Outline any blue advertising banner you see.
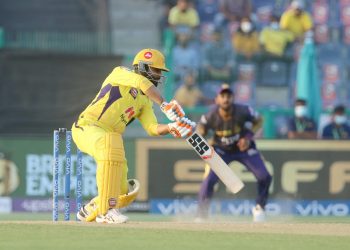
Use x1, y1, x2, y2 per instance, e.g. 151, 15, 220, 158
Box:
150, 199, 350, 216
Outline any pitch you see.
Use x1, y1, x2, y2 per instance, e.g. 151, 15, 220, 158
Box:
0, 213, 350, 250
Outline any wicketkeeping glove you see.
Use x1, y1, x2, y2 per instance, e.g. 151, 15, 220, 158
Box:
168, 117, 196, 138
160, 100, 185, 121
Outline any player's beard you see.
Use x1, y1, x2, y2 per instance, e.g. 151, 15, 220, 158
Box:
221, 102, 231, 111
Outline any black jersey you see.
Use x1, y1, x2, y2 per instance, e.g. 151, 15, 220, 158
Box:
199, 103, 258, 152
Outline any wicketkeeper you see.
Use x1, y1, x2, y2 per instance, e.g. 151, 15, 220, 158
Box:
72, 48, 195, 224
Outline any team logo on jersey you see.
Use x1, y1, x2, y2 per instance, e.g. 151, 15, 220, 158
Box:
125, 107, 135, 119
129, 88, 138, 99
144, 51, 152, 59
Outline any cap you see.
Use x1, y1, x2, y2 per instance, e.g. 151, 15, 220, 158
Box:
217, 84, 233, 95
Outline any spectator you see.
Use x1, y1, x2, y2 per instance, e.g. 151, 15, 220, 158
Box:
322, 105, 350, 140
232, 17, 260, 61
259, 15, 294, 58
174, 71, 210, 107
172, 32, 200, 81
287, 99, 317, 139
168, 0, 200, 36
202, 28, 235, 82
214, 0, 252, 29
280, 0, 313, 41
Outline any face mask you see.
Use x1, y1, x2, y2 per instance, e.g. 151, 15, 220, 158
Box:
334, 115, 347, 125
241, 22, 252, 33
295, 106, 307, 117
270, 22, 279, 30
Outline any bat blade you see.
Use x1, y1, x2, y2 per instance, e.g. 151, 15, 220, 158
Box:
186, 132, 244, 194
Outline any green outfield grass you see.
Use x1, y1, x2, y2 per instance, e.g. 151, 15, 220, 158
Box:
1, 213, 350, 250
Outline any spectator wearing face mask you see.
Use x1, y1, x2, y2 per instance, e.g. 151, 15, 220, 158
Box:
280, 0, 313, 42
322, 105, 350, 140
259, 15, 294, 58
232, 17, 260, 62
287, 99, 317, 139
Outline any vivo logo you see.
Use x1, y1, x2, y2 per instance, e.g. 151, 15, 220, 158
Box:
296, 201, 349, 216
154, 200, 198, 215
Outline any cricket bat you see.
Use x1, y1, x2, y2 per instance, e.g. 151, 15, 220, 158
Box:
186, 132, 244, 194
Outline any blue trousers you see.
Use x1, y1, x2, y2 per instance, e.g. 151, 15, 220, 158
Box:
198, 147, 272, 215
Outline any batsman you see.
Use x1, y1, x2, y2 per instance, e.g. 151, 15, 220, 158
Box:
71, 48, 195, 224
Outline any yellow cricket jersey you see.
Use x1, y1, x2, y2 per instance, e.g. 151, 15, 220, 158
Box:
168, 6, 199, 28
280, 10, 313, 38
260, 28, 294, 56
77, 67, 159, 135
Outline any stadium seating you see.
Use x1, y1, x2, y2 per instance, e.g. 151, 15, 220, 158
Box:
258, 60, 290, 86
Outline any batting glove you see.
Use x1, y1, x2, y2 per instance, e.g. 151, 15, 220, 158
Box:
168, 117, 196, 138
160, 100, 185, 121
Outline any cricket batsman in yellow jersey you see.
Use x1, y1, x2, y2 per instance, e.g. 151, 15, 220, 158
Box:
72, 48, 195, 223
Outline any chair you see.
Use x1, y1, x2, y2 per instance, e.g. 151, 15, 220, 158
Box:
342, 25, 350, 45
196, 0, 219, 23
312, 0, 329, 25
317, 43, 347, 64
314, 24, 330, 44
258, 60, 290, 86
340, 3, 350, 25
322, 81, 339, 109
233, 81, 256, 106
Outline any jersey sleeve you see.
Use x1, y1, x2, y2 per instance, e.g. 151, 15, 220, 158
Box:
198, 111, 213, 134
137, 101, 159, 136
168, 8, 178, 26
303, 13, 313, 31
279, 11, 289, 30
240, 106, 261, 138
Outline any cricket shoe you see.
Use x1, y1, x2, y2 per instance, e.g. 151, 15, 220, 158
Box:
252, 204, 266, 222
194, 217, 206, 223
76, 202, 96, 222
96, 209, 128, 224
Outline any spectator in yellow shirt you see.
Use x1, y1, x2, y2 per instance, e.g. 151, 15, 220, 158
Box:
174, 70, 210, 108
232, 17, 260, 62
260, 15, 294, 58
280, 0, 313, 41
168, 0, 200, 36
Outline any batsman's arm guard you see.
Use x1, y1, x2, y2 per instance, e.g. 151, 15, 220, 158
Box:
117, 179, 140, 208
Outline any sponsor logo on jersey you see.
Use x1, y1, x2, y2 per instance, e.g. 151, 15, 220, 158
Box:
120, 107, 135, 125
144, 51, 152, 59
129, 88, 138, 99
125, 107, 135, 119
109, 198, 117, 207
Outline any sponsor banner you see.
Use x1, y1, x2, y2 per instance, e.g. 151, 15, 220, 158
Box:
11, 198, 149, 213
12, 198, 78, 213
121, 201, 150, 213
150, 199, 350, 216
0, 136, 136, 199
136, 140, 350, 201
0, 197, 12, 213
26, 154, 97, 197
